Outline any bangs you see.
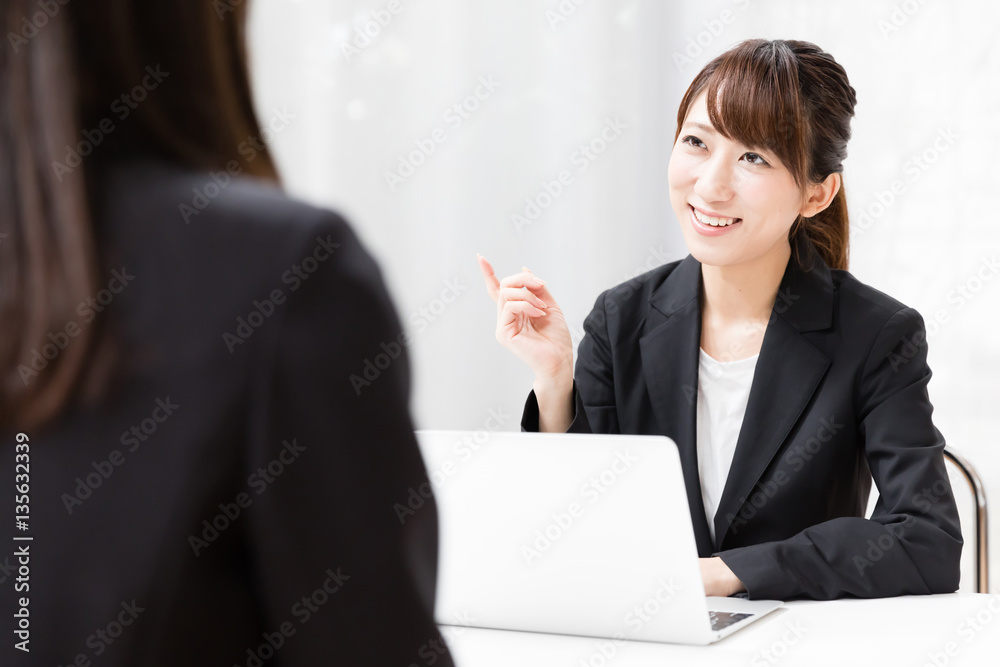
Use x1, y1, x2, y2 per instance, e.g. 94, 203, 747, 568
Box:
693, 41, 810, 185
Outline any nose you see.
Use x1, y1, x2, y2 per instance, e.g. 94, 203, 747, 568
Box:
693, 154, 736, 204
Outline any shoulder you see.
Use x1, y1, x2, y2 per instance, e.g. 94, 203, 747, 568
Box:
827, 271, 933, 390
831, 268, 913, 320
829, 269, 927, 344
92, 157, 390, 358
98, 156, 357, 251
94, 156, 378, 293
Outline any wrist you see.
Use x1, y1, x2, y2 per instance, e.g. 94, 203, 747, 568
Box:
721, 559, 746, 596
533, 370, 573, 395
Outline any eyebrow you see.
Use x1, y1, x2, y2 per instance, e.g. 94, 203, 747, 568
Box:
682, 121, 717, 134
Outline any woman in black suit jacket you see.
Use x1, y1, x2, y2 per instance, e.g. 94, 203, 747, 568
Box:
0, 2, 452, 665
479, 39, 962, 601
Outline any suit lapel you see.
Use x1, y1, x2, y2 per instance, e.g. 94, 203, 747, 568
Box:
639, 253, 714, 555
711, 312, 830, 550
640, 233, 834, 556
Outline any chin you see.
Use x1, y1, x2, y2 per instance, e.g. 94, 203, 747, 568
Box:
688, 247, 733, 267
683, 235, 743, 267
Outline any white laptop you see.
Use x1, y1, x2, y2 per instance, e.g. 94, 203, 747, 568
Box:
414, 430, 782, 645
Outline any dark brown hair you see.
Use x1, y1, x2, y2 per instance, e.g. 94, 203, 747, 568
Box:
0, 1, 279, 431
673, 39, 857, 272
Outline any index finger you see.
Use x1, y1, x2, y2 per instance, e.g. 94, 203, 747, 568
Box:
477, 253, 501, 302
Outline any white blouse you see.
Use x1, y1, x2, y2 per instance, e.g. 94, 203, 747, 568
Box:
696, 347, 760, 545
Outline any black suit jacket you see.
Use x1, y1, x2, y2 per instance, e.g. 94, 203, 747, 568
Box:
0, 156, 453, 666
521, 232, 963, 600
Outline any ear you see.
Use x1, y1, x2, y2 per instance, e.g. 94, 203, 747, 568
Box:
800, 173, 841, 218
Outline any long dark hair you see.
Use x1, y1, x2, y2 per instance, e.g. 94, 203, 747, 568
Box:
674, 39, 857, 272
0, 1, 279, 431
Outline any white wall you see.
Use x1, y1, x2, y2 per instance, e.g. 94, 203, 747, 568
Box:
248, 0, 1000, 593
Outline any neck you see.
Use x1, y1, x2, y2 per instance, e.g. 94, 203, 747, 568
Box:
700, 239, 792, 324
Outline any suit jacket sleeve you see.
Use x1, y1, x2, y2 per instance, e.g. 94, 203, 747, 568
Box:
521, 290, 619, 434
717, 307, 964, 600
242, 212, 453, 665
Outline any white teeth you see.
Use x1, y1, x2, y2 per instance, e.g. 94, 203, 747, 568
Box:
692, 207, 739, 227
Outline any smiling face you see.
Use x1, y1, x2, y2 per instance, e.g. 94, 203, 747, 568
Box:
668, 90, 812, 268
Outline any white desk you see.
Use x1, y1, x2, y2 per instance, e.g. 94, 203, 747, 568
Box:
440, 593, 1000, 667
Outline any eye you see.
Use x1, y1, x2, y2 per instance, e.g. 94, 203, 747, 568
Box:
742, 152, 770, 167
681, 135, 706, 149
